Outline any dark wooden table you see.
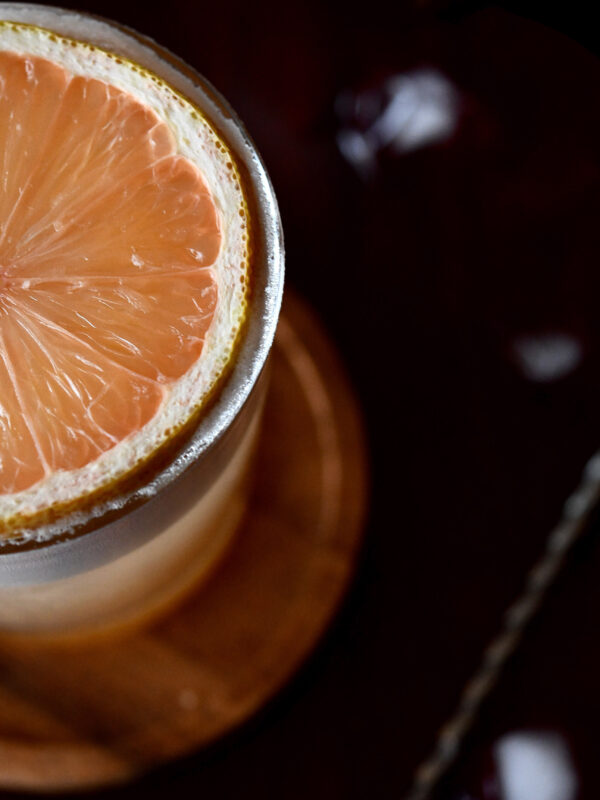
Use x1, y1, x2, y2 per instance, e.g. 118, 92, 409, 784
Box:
3, 1, 600, 797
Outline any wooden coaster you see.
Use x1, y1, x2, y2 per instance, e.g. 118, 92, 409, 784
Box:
0, 291, 369, 792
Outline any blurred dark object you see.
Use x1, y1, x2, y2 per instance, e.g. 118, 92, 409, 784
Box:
433, 506, 600, 800
2, 0, 600, 798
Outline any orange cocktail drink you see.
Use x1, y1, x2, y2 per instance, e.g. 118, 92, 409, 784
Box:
0, 4, 283, 637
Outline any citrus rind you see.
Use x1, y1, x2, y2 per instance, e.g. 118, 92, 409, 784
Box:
0, 21, 250, 540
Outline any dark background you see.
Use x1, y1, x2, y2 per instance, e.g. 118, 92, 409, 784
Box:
3, 1, 600, 797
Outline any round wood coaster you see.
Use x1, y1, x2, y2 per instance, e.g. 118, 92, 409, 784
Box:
0, 291, 369, 792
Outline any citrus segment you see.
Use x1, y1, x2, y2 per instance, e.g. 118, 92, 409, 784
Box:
0, 336, 46, 493
0, 25, 249, 527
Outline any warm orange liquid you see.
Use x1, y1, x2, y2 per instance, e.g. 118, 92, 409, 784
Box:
0, 391, 263, 639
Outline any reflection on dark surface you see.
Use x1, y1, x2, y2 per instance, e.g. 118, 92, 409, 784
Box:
493, 731, 577, 800
510, 333, 583, 383
444, 730, 579, 800
336, 68, 460, 177
20, 1, 600, 798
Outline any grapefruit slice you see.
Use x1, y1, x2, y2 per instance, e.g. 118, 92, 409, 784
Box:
0, 22, 250, 537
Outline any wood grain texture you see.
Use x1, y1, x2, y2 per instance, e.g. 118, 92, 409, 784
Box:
0, 291, 368, 792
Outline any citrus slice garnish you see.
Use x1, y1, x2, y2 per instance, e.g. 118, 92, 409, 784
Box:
0, 22, 250, 537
